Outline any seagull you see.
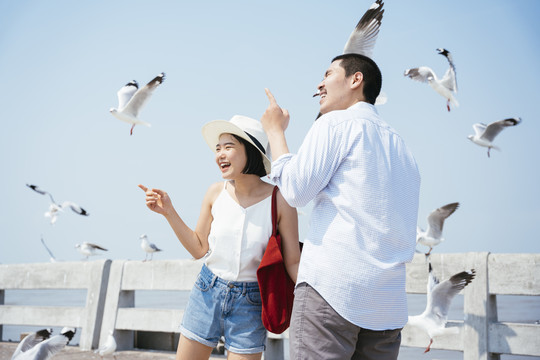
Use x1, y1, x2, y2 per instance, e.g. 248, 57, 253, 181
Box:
75, 242, 108, 260
407, 263, 475, 353
467, 117, 521, 157
140, 234, 162, 261
94, 330, 117, 359
313, 0, 386, 108
11, 328, 52, 360
404, 48, 458, 111
343, 0, 384, 58
109, 72, 165, 135
417, 202, 459, 256
40, 236, 57, 263
12, 327, 76, 360
26, 184, 89, 225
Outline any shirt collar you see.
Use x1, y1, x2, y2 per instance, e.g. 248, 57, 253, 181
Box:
347, 101, 377, 114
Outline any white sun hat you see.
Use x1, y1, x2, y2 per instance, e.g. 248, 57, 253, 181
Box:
201, 115, 271, 175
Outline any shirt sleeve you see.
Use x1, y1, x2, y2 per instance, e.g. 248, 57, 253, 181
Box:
268, 117, 347, 207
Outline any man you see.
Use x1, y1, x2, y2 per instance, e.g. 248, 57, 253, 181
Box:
261, 53, 420, 360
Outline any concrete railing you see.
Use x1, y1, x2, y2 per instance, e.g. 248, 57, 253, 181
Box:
99, 259, 202, 350
0, 260, 111, 350
1, 253, 539, 359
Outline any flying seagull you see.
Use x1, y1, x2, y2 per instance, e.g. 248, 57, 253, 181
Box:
11, 328, 52, 360
140, 234, 162, 262
407, 263, 475, 353
40, 235, 57, 263
26, 184, 89, 225
404, 48, 458, 112
109, 72, 165, 135
313, 0, 386, 109
94, 330, 117, 359
467, 117, 521, 157
343, 0, 384, 58
416, 202, 460, 256
12, 327, 76, 360
75, 242, 108, 260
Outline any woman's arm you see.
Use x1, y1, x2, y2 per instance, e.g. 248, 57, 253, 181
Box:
139, 183, 220, 259
276, 190, 300, 283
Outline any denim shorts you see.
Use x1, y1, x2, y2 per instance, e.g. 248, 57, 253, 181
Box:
179, 264, 266, 354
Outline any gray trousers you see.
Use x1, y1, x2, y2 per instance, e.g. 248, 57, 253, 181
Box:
290, 283, 402, 360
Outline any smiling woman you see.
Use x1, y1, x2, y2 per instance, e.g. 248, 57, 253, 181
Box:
138, 115, 300, 360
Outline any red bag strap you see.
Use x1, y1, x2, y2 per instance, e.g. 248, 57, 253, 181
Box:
271, 186, 278, 236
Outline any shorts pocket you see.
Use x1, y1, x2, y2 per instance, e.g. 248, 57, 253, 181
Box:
245, 288, 262, 306
194, 274, 212, 292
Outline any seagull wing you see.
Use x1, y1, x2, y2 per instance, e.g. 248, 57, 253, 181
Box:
40, 236, 57, 261
85, 242, 108, 251
481, 118, 521, 142
440, 65, 457, 93
61, 201, 89, 216
26, 184, 47, 196
102, 334, 117, 354
150, 243, 162, 251
404, 66, 436, 84
440, 52, 457, 92
374, 91, 387, 105
427, 269, 475, 323
12, 329, 52, 359
26, 184, 56, 204
426, 202, 459, 239
343, 0, 384, 57
472, 123, 487, 137
116, 81, 138, 111
426, 263, 440, 297
19, 333, 71, 360
122, 72, 165, 117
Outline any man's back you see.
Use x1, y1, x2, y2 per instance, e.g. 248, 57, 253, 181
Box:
270, 101, 420, 329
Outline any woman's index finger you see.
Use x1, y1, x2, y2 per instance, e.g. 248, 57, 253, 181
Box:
138, 184, 148, 192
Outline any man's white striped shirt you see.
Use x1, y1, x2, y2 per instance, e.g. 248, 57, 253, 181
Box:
269, 102, 420, 330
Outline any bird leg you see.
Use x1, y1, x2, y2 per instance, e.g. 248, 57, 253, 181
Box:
425, 247, 433, 256
130, 124, 135, 135
446, 100, 451, 112
424, 338, 433, 353
487, 148, 491, 158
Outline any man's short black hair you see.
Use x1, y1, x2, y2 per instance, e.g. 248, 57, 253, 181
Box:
332, 53, 382, 105
232, 135, 267, 177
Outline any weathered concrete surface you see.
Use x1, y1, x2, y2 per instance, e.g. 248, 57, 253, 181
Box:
0, 342, 227, 360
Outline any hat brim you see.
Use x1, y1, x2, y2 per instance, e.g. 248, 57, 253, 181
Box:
202, 120, 271, 175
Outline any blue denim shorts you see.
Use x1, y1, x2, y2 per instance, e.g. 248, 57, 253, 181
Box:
179, 264, 266, 354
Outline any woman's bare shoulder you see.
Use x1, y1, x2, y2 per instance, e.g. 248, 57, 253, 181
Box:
203, 181, 225, 204
275, 187, 296, 212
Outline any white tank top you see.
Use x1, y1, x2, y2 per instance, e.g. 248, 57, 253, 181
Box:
205, 182, 273, 281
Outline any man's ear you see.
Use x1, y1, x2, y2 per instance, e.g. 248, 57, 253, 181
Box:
350, 72, 363, 90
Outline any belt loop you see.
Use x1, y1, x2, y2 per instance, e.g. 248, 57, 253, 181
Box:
242, 282, 247, 296
210, 275, 217, 288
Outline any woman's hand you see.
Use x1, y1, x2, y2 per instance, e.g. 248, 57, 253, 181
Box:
138, 184, 173, 216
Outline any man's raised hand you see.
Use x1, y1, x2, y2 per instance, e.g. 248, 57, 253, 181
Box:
261, 88, 290, 134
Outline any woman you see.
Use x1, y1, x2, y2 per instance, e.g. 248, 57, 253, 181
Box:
139, 115, 300, 360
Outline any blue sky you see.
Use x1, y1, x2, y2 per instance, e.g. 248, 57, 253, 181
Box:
1, 0, 539, 264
